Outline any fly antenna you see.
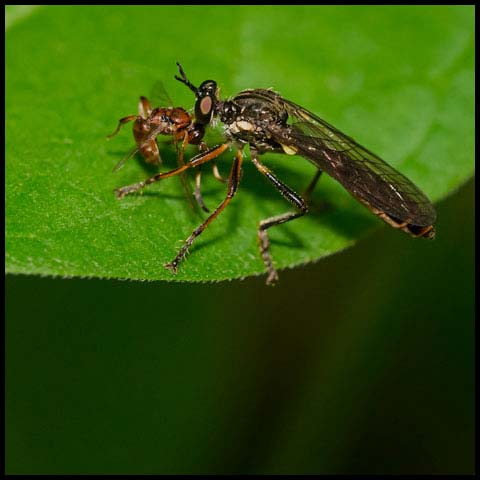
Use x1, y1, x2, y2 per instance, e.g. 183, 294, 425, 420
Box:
175, 62, 198, 94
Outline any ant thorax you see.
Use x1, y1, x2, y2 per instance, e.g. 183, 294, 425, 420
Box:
144, 107, 190, 136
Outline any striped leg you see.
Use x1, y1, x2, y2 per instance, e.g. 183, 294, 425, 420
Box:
251, 150, 308, 285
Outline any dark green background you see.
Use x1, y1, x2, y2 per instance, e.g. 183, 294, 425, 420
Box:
7, 179, 474, 474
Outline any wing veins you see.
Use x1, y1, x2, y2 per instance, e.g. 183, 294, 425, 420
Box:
267, 97, 436, 225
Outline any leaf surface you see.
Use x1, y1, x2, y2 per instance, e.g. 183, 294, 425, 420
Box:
5, 5, 474, 281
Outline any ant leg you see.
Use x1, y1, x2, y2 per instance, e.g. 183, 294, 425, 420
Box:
115, 143, 231, 199
176, 130, 190, 167
107, 115, 138, 139
192, 161, 226, 212
184, 139, 227, 211
194, 167, 210, 213
303, 169, 323, 201
197, 142, 226, 182
251, 151, 308, 286
138, 96, 152, 118
192, 142, 211, 211
192, 143, 225, 211
165, 149, 243, 274
212, 161, 227, 183
198, 141, 226, 183
175, 131, 197, 211
193, 163, 227, 213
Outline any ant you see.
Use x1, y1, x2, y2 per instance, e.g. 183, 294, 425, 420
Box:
108, 94, 225, 212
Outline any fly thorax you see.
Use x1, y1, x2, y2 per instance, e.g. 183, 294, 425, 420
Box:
219, 101, 239, 124
228, 119, 255, 134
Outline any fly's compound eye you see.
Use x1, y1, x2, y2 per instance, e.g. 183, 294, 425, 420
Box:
199, 96, 212, 116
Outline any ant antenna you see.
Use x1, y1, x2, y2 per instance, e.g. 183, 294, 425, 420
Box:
175, 62, 198, 95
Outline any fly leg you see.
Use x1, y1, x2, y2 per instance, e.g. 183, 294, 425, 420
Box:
165, 148, 243, 274
115, 143, 231, 198
303, 169, 323, 201
251, 150, 308, 286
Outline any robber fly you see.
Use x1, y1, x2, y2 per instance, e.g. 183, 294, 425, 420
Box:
108, 94, 225, 211
116, 63, 436, 285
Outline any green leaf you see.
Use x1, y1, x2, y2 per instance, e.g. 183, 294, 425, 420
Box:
5, 5, 475, 282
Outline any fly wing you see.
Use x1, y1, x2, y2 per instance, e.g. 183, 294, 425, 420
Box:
268, 96, 436, 226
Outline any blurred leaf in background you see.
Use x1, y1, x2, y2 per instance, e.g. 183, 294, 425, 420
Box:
5, 5, 474, 282
6, 5, 474, 475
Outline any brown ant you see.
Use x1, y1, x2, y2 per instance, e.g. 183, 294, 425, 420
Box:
107, 95, 225, 211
